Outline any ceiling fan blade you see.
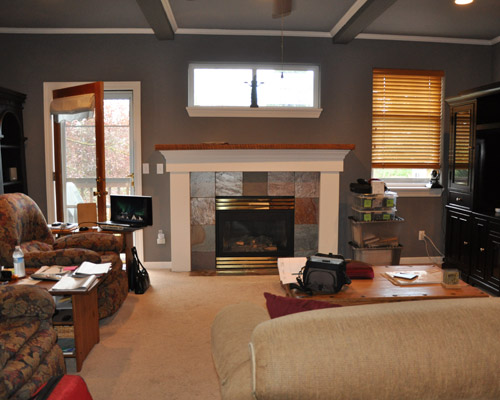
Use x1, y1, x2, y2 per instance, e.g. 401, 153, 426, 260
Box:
272, 0, 293, 18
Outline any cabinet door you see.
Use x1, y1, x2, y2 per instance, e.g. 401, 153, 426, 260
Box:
444, 207, 471, 277
449, 103, 475, 193
485, 222, 500, 293
470, 216, 488, 281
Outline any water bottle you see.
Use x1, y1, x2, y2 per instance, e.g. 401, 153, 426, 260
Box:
13, 246, 25, 278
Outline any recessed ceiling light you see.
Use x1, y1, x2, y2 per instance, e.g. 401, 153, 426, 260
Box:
455, 0, 473, 5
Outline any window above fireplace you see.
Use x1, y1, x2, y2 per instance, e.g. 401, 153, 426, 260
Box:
187, 63, 322, 118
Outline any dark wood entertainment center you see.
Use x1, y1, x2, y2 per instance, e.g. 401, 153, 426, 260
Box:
444, 82, 500, 296
0, 87, 28, 195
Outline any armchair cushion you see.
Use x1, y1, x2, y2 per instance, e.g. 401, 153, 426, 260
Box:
54, 232, 123, 253
24, 249, 102, 268
0, 285, 65, 400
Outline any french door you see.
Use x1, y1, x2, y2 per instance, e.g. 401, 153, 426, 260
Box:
52, 82, 106, 222
50, 83, 137, 224
44, 81, 143, 258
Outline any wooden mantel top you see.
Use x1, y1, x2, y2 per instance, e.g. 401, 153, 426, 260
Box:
155, 143, 355, 151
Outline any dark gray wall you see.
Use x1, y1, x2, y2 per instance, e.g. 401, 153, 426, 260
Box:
494, 42, 500, 81
0, 34, 495, 262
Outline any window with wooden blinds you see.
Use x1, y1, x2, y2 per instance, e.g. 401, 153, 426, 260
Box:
372, 69, 444, 169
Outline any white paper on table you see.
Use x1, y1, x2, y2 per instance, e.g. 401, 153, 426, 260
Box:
277, 257, 307, 284
75, 261, 112, 275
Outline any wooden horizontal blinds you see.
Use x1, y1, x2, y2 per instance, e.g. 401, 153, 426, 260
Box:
372, 68, 444, 169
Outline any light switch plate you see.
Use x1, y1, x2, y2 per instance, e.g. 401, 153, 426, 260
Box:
157, 164, 164, 174
142, 163, 149, 174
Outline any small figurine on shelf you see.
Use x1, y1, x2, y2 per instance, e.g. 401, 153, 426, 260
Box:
428, 170, 443, 189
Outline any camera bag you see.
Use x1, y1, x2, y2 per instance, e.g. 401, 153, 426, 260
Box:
296, 253, 351, 294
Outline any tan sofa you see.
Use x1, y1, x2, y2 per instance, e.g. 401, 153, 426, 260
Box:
211, 297, 500, 400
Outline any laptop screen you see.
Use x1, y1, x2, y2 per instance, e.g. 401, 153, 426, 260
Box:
110, 195, 153, 227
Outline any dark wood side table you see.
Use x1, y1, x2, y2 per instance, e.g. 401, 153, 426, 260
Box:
50, 226, 141, 290
12, 274, 102, 372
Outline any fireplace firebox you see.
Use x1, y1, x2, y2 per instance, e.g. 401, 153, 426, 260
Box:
215, 197, 294, 269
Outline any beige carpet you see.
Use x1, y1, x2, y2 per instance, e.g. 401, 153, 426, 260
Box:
72, 267, 281, 400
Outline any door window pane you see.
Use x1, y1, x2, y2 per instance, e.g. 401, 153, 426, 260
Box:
62, 91, 134, 222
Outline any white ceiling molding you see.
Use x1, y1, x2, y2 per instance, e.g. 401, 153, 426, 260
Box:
175, 28, 331, 38
161, 0, 178, 32
0, 27, 153, 35
0, 27, 497, 47
356, 33, 494, 46
330, 0, 369, 37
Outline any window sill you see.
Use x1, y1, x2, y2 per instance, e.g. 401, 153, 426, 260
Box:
387, 186, 444, 198
185, 106, 323, 118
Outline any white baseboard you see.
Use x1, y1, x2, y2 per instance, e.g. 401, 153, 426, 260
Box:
144, 261, 172, 270
400, 256, 443, 265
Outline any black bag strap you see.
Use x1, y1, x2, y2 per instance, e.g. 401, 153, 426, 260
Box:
295, 267, 313, 295
131, 246, 145, 269
30, 375, 64, 400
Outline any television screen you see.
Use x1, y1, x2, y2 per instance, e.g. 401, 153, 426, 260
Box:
110, 195, 153, 226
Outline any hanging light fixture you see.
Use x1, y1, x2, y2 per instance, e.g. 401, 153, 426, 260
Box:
455, 0, 473, 5
272, 0, 294, 78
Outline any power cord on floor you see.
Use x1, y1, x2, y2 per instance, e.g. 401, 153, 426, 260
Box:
422, 233, 444, 261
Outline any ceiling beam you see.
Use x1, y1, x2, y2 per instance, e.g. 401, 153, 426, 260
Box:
332, 0, 397, 44
136, 0, 174, 40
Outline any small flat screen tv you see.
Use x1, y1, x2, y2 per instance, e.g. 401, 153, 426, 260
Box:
110, 195, 153, 227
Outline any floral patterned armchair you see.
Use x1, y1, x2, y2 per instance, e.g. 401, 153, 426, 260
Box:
0, 193, 128, 319
0, 285, 66, 400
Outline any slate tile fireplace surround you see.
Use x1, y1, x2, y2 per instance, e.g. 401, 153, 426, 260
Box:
190, 173, 318, 270
156, 144, 354, 272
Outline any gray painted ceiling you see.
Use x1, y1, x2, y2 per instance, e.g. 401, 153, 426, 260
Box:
0, 0, 499, 42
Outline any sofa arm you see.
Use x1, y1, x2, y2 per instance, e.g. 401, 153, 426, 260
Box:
25, 248, 101, 268
54, 232, 123, 253
0, 285, 55, 320
211, 303, 270, 400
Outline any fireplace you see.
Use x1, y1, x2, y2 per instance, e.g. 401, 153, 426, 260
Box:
157, 143, 353, 271
216, 197, 294, 269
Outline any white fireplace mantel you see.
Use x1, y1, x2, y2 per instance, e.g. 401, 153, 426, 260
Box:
156, 144, 354, 272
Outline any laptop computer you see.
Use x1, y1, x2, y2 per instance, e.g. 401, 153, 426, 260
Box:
97, 195, 152, 231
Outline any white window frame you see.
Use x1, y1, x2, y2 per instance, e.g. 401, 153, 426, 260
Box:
186, 63, 322, 118
370, 70, 445, 198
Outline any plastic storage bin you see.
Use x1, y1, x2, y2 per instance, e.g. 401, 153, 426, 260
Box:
352, 207, 397, 222
350, 242, 403, 265
349, 216, 405, 248
351, 191, 398, 210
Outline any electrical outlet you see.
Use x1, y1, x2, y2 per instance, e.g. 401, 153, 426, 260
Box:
418, 230, 425, 241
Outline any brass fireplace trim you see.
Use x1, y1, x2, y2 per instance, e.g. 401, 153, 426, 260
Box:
216, 197, 294, 211
216, 257, 278, 269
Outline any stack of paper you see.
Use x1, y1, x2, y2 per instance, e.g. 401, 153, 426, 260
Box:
30, 266, 70, 281
51, 275, 97, 292
277, 257, 307, 285
74, 261, 112, 276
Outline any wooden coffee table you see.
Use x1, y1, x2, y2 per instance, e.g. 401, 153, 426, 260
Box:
283, 265, 489, 306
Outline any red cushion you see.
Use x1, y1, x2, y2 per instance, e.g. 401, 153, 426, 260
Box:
264, 292, 342, 319
32, 375, 93, 400
346, 260, 374, 279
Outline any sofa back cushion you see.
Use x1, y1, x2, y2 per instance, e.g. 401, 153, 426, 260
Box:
250, 297, 500, 400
